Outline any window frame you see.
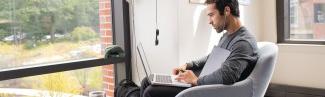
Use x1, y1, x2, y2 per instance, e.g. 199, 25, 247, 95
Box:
277, 0, 325, 45
0, 0, 132, 84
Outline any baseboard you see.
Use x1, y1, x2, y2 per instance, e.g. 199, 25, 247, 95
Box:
265, 83, 325, 97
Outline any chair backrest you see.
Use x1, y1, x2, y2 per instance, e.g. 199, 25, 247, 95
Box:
249, 42, 278, 97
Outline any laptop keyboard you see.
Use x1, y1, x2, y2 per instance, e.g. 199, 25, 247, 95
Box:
156, 75, 172, 83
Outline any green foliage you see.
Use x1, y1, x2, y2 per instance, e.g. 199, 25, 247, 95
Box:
74, 67, 103, 92
88, 67, 104, 90
69, 26, 98, 42
0, 0, 99, 42
0, 21, 11, 40
0, 29, 10, 40
23, 40, 36, 49
40, 72, 82, 96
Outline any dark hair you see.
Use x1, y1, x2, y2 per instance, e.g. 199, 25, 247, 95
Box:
205, 0, 240, 17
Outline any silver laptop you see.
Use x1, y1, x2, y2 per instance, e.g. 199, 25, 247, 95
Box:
199, 46, 231, 77
137, 43, 191, 87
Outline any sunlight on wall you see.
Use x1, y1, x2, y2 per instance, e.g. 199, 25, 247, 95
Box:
192, 5, 207, 36
239, 5, 245, 25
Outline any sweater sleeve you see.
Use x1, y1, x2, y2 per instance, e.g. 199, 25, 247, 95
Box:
197, 41, 255, 85
185, 55, 209, 70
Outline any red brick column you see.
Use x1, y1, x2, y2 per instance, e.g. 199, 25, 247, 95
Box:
103, 65, 114, 97
99, 0, 114, 97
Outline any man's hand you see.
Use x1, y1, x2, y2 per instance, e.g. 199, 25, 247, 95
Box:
172, 64, 187, 75
175, 70, 198, 86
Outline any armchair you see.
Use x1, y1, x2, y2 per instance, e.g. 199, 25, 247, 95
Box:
176, 42, 278, 97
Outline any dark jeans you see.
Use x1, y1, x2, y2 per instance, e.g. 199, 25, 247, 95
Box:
140, 77, 188, 97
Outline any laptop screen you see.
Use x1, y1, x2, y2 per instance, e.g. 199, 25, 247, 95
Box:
136, 43, 152, 80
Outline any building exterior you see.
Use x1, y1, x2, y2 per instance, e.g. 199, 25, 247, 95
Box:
290, 0, 325, 40
99, 0, 115, 97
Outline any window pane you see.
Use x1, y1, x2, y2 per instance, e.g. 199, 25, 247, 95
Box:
0, 0, 115, 96
0, 0, 113, 69
0, 66, 107, 97
289, 0, 325, 40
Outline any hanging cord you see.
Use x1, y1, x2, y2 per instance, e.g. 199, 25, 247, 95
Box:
155, 0, 159, 46
155, 0, 158, 29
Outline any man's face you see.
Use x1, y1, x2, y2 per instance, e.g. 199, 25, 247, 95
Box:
206, 3, 226, 33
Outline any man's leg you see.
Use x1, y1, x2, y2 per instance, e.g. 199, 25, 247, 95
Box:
140, 77, 151, 97
142, 85, 187, 97
140, 77, 188, 97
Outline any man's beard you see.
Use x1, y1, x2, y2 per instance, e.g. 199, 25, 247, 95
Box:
215, 27, 224, 33
215, 16, 227, 33
214, 24, 226, 33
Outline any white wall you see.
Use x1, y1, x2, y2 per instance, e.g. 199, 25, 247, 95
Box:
240, 0, 263, 41
129, 0, 264, 85
177, 0, 220, 65
130, 0, 221, 84
129, 0, 179, 84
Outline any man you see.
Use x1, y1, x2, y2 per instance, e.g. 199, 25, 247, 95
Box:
140, 0, 258, 97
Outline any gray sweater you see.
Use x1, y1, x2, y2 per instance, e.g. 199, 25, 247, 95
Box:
186, 27, 258, 85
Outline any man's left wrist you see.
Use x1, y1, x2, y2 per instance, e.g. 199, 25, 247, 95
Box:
192, 78, 198, 86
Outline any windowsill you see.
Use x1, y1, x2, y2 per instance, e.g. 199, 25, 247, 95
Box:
277, 43, 325, 47
277, 43, 325, 54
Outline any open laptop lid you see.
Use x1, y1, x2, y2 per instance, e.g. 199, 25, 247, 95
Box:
136, 43, 192, 87
136, 43, 152, 81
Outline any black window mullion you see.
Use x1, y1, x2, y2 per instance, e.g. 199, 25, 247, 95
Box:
0, 58, 124, 81
277, 0, 290, 43
111, 0, 132, 84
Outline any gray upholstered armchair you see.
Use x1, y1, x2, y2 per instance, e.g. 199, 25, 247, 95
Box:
176, 42, 278, 97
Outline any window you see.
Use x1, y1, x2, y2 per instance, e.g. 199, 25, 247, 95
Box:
277, 0, 325, 44
0, 0, 131, 97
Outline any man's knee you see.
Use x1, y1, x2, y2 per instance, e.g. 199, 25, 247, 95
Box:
141, 77, 150, 86
142, 85, 157, 97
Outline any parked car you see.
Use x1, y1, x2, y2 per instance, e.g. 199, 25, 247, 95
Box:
2, 33, 26, 42
41, 34, 65, 41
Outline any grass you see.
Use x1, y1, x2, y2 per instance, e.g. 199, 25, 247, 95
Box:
0, 39, 100, 67
39, 72, 83, 96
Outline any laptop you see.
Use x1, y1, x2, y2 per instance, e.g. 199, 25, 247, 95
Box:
199, 46, 231, 77
137, 43, 191, 87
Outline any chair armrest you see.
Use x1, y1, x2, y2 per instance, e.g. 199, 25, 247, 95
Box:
176, 78, 253, 97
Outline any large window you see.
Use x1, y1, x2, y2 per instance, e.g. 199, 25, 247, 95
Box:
277, 0, 325, 44
0, 0, 131, 97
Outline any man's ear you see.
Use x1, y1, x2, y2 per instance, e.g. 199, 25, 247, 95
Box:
224, 6, 231, 16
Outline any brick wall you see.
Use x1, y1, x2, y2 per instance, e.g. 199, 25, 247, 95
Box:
99, 0, 114, 97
